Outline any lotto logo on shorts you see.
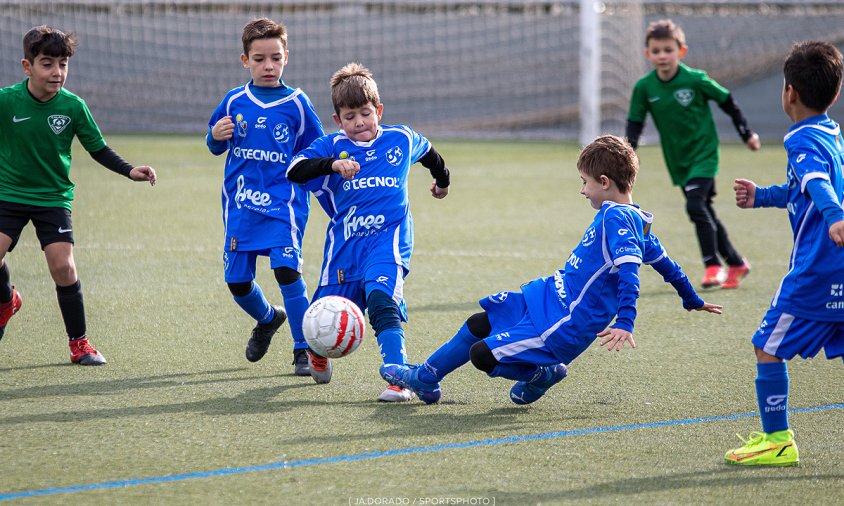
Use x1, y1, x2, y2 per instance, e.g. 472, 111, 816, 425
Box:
488, 292, 508, 303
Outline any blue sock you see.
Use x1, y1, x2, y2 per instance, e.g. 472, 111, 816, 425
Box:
420, 322, 478, 382
755, 361, 789, 434
279, 278, 309, 349
488, 363, 541, 382
377, 327, 407, 365
233, 283, 273, 324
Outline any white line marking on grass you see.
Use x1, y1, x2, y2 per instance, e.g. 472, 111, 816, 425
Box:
1, 403, 841, 501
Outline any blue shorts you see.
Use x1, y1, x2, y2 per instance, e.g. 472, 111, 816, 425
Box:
752, 306, 844, 360
480, 290, 589, 366
313, 262, 408, 321
223, 246, 302, 283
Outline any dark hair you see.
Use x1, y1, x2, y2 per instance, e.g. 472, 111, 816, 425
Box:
241, 18, 287, 56
645, 19, 686, 48
784, 41, 843, 112
329, 62, 381, 114
23, 25, 77, 62
577, 135, 638, 194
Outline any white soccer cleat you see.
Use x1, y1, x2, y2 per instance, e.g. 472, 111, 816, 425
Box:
377, 384, 415, 402
307, 350, 333, 384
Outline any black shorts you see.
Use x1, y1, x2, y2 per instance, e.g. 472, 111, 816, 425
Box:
0, 201, 74, 252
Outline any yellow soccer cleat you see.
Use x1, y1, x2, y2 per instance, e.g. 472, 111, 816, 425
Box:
724, 430, 799, 466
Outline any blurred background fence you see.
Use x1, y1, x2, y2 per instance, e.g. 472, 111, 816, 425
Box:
2, 1, 844, 141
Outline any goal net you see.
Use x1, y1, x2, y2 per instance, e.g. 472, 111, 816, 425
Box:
1, 1, 843, 140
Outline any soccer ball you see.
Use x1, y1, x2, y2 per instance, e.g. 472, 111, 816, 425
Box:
302, 296, 365, 359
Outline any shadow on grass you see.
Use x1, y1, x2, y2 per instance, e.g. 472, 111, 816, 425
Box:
0, 367, 267, 401
0, 377, 383, 426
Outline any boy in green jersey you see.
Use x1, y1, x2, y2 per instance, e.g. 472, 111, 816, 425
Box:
0, 26, 157, 365
626, 19, 760, 290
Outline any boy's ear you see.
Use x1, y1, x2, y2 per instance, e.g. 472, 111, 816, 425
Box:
643, 48, 650, 59
240, 53, 249, 68
784, 84, 799, 105
332, 113, 343, 128
600, 174, 611, 189
678, 45, 688, 58
20, 58, 31, 76
376, 103, 383, 119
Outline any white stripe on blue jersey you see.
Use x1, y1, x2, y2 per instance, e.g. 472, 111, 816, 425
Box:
208, 82, 323, 251
520, 202, 661, 344
770, 114, 844, 320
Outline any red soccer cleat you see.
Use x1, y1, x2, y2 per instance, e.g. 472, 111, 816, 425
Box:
722, 259, 751, 289
0, 288, 22, 340
69, 337, 107, 365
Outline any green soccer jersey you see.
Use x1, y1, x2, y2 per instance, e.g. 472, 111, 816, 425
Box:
628, 63, 730, 186
0, 79, 106, 209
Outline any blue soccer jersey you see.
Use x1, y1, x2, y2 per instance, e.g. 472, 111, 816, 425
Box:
511, 203, 668, 361
757, 114, 844, 321
207, 82, 324, 252
287, 125, 432, 286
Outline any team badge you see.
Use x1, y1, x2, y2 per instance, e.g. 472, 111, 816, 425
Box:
274, 123, 290, 143
385, 146, 403, 166
235, 113, 247, 137
581, 226, 596, 246
47, 115, 71, 134
673, 89, 694, 107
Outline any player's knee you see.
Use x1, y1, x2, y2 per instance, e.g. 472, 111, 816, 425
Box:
367, 290, 401, 335
49, 260, 77, 286
227, 281, 252, 297
685, 197, 708, 220
273, 267, 301, 285
466, 312, 491, 338
469, 341, 498, 373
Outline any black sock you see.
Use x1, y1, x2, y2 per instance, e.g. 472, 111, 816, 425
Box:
56, 281, 86, 340
0, 263, 12, 303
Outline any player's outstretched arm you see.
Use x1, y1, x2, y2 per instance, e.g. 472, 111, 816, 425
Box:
693, 301, 722, 314
129, 166, 157, 186
733, 178, 756, 208
598, 327, 635, 352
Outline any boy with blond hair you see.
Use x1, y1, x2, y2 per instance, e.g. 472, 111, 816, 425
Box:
627, 19, 759, 289
287, 63, 451, 401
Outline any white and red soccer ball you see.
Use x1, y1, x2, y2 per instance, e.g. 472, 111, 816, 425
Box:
302, 296, 365, 359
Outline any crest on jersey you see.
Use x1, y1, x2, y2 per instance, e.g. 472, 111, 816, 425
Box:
47, 115, 70, 134
581, 225, 596, 247
274, 123, 290, 143
385, 146, 403, 166
235, 113, 247, 137
673, 89, 694, 107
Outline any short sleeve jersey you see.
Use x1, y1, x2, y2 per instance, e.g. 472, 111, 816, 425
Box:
207, 82, 324, 251
628, 63, 730, 186
0, 80, 106, 209
288, 125, 432, 286
521, 202, 664, 341
772, 114, 844, 321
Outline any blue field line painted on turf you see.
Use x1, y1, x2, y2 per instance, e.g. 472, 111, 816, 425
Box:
2, 403, 842, 501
